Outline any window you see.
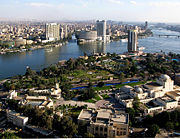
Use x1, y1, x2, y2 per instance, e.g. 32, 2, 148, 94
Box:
100, 127, 103, 131
96, 127, 98, 131
104, 127, 107, 132
123, 132, 126, 135
117, 131, 119, 136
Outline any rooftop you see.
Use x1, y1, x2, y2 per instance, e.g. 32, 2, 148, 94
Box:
26, 96, 47, 101
97, 111, 110, 119
78, 109, 129, 125
78, 109, 92, 120
159, 95, 176, 103
167, 91, 180, 97
111, 113, 127, 124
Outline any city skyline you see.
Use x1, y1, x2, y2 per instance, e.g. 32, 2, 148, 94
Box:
1, 0, 180, 23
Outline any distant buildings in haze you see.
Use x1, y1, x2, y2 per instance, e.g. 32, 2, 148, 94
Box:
145, 21, 148, 30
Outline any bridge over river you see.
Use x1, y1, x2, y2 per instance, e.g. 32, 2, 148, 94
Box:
154, 34, 180, 38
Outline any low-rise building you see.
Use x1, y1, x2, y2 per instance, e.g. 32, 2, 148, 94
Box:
7, 110, 28, 127
8, 90, 17, 99
78, 109, 129, 138
29, 83, 61, 99
166, 91, 180, 101
145, 100, 164, 114
19, 95, 53, 109
156, 95, 178, 110
115, 74, 180, 114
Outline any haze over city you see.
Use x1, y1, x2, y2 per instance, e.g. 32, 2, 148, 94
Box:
1, 0, 180, 23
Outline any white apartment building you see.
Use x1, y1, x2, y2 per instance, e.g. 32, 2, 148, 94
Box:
7, 110, 28, 127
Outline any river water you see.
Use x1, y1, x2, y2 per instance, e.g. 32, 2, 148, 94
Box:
0, 28, 180, 80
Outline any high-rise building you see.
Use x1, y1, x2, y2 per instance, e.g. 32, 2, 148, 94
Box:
96, 20, 106, 41
60, 27, 64, 40
145, 21, 148, 29
127, 30, 138, 52
45, 23, 60, 41
64, 25, 68, 38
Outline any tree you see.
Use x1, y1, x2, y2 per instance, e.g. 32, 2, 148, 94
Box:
0, 132, 20, 139
132, 97, 141, 115
57, 116, 78, 137
126, 108, 135, 126
165, 121, 174, 131
25, 67, 36, 77
84, 133, 94, 138
146, 124, 160, 137
97, 82, 104, 87
119, 72, 125, 82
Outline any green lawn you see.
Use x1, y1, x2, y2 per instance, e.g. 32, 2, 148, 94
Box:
115, 81, 147, 89
67, 69, 112, 82
94, 86, 112, 91
93, 81, 148, 91
84, 99, 96, 103
101, 94, 110, 99
84, 94, 102, 103
94, 94, 102, 101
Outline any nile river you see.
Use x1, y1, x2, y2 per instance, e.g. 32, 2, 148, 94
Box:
0, 28, 180, 80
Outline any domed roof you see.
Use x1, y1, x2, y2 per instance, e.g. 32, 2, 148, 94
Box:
160, 74, 170, 80
135, 87, 143, 93
122, 85, 133, 89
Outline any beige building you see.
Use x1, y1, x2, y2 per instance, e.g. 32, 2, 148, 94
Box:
8, 90, 17, 99
156, 95, 178, 110
45, 23, 60, 41
7, 110, 28, 127
78, 109, 129, 138
15, 37, 26, 47
19, 95, 53, 109
115, 74, 180, 114
166, 91, 180, 101
30, 83, 61, 99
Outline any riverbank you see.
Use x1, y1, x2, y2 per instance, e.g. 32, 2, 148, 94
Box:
0, 28, 180, 80
0, 41, 68, 55
111, 29, 153, 42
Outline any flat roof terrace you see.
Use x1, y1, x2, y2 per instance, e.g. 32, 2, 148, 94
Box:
159, 95, 176, 103
111, 113, 128, 124
78, 109, 92, 120
167, 91, 180, 97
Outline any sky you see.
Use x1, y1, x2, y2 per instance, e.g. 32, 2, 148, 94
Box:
1, 0, 180, 23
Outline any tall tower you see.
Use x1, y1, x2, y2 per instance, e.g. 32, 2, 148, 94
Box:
145, 21, 148, 30
96, 20, 107, 41
128, 30, 138, 52
45, 23, 60, 41
64, 25, 68, 38
60, 27, 64, 40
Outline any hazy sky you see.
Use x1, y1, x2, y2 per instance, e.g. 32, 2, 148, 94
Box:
1, 0, 180, 23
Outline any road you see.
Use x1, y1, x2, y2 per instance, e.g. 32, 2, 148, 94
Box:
55, 99, 96, 109
55, 94, 124, 110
